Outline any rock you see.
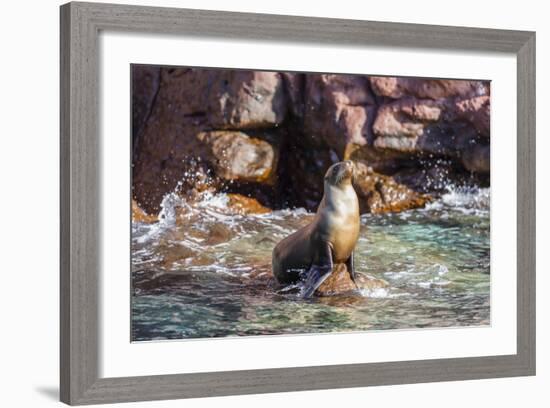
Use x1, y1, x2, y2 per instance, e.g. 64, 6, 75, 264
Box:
281, 72, 305, 118
196, 131, 278, 184
142, 67, 287, 130
372, 97, 487, 165
132, 68, 492, 214
369, 79, 490, 175
370, 77, 489, 100
280, 154, 431, 214
392, 161, 460, 193
316, 263, 388, 296
303, 74, 376, 158
226, 193, 271, 215
461, 144, 490, 173
372, 98, 459, 155
132, 68, 212, 213
207, 70, 287, 129
132, 68, 286, 213
353, 162, 431, 214
132, 199, 158, 223
205, 223, 234, 245
131, 65, 160, 149
454, 95, 490, 137
280, 146, 336, 211
373, 98, 444, 145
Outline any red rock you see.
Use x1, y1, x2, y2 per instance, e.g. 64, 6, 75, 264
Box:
372, 98, 458, 155
316, 263, 388, 296
370, 77, 489, 100
352, 162, 431, 214
132, 68, 285, 213
454, 95, 490, 137
132, 68, 492, 214
132, 69, 210, 212
196, 131, 278, 184
372, 97, 487, 164
373, 98, 443, 141
303, 74, 376, 157
208, 70, 287, 129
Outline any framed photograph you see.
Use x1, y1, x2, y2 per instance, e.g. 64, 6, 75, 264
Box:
60, 1, 535, 405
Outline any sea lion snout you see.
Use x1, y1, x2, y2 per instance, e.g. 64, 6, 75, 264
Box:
325, 160, 355, 185
343, 160, 354, 177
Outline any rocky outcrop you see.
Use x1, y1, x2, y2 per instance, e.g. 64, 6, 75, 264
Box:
303, 74, 376, 157
370, 77, 488, 100
132, 68, 491, 216
132, 67, 286, 213
316, 263, 388, 296
353, 162, 431, 214
454, 95, 490, 137
371, 89, 490, 173
196, 131, 278, 184
208, 70, 287, 129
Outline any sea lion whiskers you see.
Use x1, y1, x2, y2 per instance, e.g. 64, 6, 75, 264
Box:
334, 170, 345, 186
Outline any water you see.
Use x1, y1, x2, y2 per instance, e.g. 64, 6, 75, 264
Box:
131, 187, 490, 341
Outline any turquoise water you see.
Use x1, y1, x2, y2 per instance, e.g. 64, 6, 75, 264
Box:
131, 187, 490, 341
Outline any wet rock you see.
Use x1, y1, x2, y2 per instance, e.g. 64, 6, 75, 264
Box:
461, 144, 490, 173
353, 162, 431, 214
157, 241, 196, 270
205, 223, 233, 245
132, 69, 492, 214
316, 263, 388, 296
175, 159, 221, 200
370, 77, 489, 100
132, 199, 158, 223
132, 68, 285, 213
392, 161, 459, 193
132, 68, 212, 213
303, 74, 376, 158
226, 193, 271, 215
196, 131, 278, 184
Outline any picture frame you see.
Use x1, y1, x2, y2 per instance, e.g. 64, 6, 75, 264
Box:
60, 1, 536, 405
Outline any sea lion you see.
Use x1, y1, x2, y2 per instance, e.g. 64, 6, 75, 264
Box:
272, 160, 360, 298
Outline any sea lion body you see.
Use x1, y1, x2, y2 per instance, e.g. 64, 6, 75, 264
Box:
272, 161, 360, 296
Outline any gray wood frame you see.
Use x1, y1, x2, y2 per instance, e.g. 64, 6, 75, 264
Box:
60, 1, 536, 405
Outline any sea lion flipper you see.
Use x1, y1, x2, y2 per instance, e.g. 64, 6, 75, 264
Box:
301, 266, 332, 298
345, 252, 359, 289
301, 242, 334, 298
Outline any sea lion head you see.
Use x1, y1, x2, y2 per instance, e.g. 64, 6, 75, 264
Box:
324, 160, 355, 188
